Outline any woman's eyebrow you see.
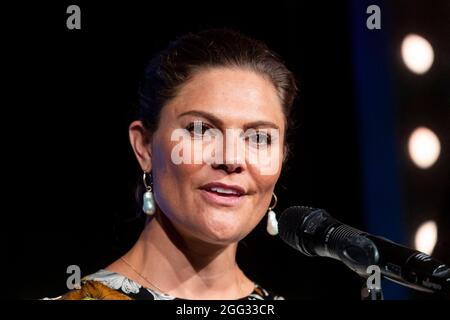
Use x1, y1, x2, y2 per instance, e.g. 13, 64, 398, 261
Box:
177, 110, 223, 127
177, 110, 279, 130
244, 121, 279, 130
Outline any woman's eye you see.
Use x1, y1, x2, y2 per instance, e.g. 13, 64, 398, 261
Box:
186, 121, 211, 138
248, 131, 272, 146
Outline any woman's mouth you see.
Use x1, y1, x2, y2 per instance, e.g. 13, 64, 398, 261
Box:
199, 182, 247, 207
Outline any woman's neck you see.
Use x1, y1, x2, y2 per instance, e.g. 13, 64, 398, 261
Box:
108, 212, 254, 299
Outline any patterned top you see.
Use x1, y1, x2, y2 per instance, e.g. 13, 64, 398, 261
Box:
49, 269, 284, 300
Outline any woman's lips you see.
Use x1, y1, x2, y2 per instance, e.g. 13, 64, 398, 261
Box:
199, 189, 246, 207
200, 182, 246, 195
199, 182, 248, 207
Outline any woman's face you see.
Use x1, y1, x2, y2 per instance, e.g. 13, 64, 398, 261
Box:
135, 68, 286, 245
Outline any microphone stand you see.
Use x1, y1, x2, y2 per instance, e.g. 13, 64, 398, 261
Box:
360, 278, 384, 300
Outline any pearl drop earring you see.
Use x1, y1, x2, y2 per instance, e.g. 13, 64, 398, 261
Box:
142, 171, 156, 215
266, 193, 278, 236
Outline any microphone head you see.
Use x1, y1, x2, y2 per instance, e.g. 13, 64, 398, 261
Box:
278, 206, 322, 255
279, 206, 380, 276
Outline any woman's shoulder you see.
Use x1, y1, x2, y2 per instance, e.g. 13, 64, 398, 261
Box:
46, 269, 284, 300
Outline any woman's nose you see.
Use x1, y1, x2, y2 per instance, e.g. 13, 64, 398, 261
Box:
211, 147, 246, 173
211, 162, 243, 174
210, 130, 247, 174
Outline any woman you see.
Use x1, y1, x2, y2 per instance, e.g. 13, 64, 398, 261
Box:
56, 28, 297, 300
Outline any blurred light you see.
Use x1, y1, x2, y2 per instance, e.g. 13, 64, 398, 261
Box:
401, 34, 434, 74
414, 220, 438, 255
408, 127, 441, 169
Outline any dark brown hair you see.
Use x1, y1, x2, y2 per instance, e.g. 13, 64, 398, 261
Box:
137, 28, 298, 154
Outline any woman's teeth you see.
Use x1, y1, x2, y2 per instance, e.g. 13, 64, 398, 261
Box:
209, 187, 239, 195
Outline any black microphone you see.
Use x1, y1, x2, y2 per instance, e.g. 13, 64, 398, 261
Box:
278, 206, 450, 295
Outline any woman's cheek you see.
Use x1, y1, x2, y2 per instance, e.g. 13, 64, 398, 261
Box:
247, 145, 283, 178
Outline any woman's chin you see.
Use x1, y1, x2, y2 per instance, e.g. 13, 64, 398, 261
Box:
200, 220, 247, 245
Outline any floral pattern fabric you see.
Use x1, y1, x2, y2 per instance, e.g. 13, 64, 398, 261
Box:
52, 269, 284, 300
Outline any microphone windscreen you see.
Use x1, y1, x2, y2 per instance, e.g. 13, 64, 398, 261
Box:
278, 206, 317, 251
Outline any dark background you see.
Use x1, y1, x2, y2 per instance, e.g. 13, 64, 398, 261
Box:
6, 0, 449, 300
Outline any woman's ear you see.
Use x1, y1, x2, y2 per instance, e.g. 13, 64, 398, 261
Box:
129, 120, 152, 172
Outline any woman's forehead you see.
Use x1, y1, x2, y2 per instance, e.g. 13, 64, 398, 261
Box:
163, 68, 285, 128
